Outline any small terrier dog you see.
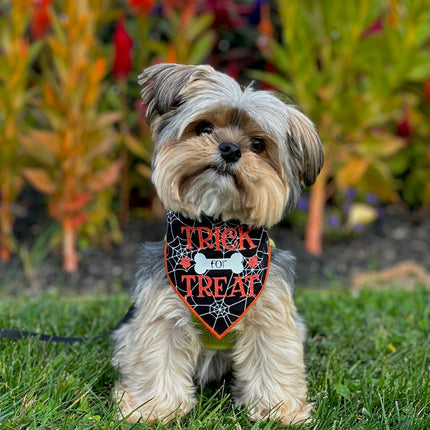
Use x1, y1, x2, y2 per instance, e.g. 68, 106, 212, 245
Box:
112, 63, 323, 426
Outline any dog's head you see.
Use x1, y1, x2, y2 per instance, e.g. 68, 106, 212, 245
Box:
139, 63, 323, 228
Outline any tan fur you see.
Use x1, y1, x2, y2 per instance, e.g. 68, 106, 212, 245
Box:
232, 275, 312, 425
112, 63, 323, 426
112, 288, 202, 423
152, 134, 288, 228
112, 267, 312, 426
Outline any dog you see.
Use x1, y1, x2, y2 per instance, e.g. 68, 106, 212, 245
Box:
112, 63, 323, 426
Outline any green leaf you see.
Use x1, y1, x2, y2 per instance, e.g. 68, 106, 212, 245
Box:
186, 13, 214, 42
357, 134, 405, 158
136, 163, 151, 179
123, 133, 149, 159
26, 40, 43, 66
335, 383, 351, 400
407, 52, 430, 81
141, 40, 168, 57
247, 70, 296, 95
188, 32, 215, 65
413, 13, 430, 46
269, 42, 291, 75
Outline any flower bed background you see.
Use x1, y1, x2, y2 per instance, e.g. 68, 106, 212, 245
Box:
1, 0, 430, 274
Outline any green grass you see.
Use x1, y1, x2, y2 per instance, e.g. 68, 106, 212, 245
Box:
0, 287, 429, 429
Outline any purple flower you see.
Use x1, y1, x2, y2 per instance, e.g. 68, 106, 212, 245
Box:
353, 223, 366, 233
248, 0, 266, 25
327, 215, 342, 228
297, 197, 308, 212
342, 202, 352, 215
344, 187, 357, 201
365, 193, 379, 205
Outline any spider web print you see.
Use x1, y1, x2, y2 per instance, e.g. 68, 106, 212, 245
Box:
165, 211, 271, 338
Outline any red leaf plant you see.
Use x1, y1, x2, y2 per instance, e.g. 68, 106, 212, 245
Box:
31, 0, 51, 39
113, 17, 133, 80
128, 0, 155, 16
252, 0, 429, 254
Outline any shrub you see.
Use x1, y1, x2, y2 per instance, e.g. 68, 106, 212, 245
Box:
2, 0, 430, 273
22, 1, 122, 272
252, 0, 430, 253
0, 0, 41, 261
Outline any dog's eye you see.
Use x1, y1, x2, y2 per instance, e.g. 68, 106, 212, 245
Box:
196, 121, 214, 136
251, 137, 266, 153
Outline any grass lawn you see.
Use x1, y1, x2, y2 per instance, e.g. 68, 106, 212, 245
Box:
0, 286, 428, 429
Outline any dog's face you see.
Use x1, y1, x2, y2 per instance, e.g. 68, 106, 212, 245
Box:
139, 63, 323, 228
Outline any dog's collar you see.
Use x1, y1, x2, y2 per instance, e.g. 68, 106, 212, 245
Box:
164, 211, 271, 343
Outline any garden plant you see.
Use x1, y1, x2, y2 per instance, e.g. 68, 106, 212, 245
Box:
1, 0, 430, 268
252, 0, 430, 254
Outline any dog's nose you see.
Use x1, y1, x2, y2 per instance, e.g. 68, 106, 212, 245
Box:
218, 142, 241, 163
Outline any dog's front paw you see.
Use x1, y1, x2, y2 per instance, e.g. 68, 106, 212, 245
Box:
277, 400, 313, 427
248, 399, 313, 427
115, 385, 196, 424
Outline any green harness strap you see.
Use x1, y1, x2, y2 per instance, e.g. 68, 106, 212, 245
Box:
192, 315, 236, 350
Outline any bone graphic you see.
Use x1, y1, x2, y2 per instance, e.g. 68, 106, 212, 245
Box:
194, 252, 244, 274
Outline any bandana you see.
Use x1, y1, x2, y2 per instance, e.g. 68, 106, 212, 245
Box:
165, 211, 271, 339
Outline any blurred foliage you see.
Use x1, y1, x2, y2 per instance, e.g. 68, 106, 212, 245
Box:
0, 0, 41, 261
0, 0, 429, 271
153, 0, 216, 64
391, 87, 430, 207
251, 0, 430, 253
22, 0, 122, 272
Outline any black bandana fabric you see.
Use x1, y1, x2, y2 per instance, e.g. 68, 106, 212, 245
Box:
165, 211, 271, 339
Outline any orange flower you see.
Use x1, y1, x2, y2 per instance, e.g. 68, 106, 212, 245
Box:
19, 38, 29, 58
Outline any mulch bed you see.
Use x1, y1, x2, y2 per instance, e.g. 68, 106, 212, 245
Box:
1, 205, 429, 294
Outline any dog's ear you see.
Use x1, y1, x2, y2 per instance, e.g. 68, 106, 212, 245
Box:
285, 107, 324, 187
138, 63, 215, 124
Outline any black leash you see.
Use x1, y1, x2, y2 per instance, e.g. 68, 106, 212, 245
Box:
0, 305, 135, 343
